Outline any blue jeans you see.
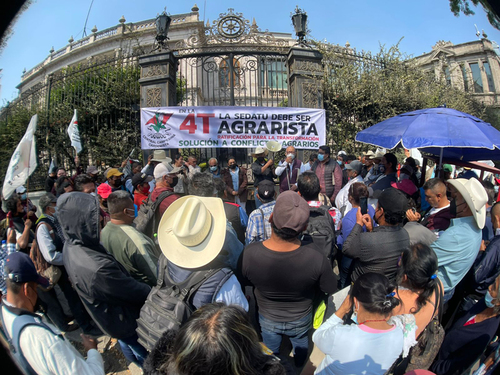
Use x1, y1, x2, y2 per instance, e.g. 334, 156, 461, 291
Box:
339, 255, 353, 289
118, 333, 148, 368
259, 312, 312, 367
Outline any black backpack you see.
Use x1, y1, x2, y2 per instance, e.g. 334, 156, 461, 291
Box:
134, 190, 173, 240
301, 205, 337, 264
136, 256, 231, 351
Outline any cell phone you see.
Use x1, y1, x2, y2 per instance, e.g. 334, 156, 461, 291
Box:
360, 197, 368, 215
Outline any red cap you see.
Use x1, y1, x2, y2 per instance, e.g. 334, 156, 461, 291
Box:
97, 183, 112, 199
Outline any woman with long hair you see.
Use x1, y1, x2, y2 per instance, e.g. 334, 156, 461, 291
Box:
144, 303, 285, 375
313, 272, 416, 375
393, 243, 442, 337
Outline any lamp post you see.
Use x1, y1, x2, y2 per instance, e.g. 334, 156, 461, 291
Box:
291, 6, 308, 46
155, 10, 172, 51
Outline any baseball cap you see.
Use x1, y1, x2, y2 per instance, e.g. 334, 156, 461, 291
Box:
257, 180, 275, 201
272, 190, 310, 232
378, 188, 409, 216
443, 164, 453, 173
132, 172, 154, 189
16, 186, 27, 194
107, 168, 124, 179
168, 166, 183, 175
5, 252, 50, 288
86, 166, 98, 175
345, 160, 363, 174
154, 163, 170, 180
97, 183, 112, 199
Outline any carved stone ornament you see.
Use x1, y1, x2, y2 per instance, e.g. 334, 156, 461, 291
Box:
302, 82, 319, 108
146, 87, 162, 107
292, 60, 323, 73
432, 40, 453, 50
175, 8, 289, 55
142, 64, 167, 78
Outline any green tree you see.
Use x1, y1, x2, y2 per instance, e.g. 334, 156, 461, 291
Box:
449, 0, 500, 30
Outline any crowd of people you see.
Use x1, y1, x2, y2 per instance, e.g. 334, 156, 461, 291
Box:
0, 145, 499, 375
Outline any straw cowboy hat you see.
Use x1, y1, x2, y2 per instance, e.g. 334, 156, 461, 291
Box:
157, 196, 226, 269
251, 147, 268, 158
447, 178, 488, 229
151, 150, 172, 164
364, 150, 376, 159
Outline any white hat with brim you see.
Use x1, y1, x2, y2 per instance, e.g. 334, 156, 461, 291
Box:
157, 196, 226, 269
251, 147, 268, 158
364, 150, 376, 159
151, 150, 172, 164
447, 178, 488, 229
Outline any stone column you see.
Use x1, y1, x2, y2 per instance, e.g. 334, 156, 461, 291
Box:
287, 47, 324, 109
138, 52, 178, 108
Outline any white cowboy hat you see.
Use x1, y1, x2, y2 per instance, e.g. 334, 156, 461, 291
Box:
251, 147, 268, 157
373, 148, 386, 160
447, 178, 488, 229
364, 150, 376, 159
151, 150, 172, 164
157, 196, 226, 269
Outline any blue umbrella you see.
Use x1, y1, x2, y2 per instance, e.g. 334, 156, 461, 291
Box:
355, 107, 500, 162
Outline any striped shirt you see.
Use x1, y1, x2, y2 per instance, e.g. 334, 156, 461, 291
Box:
245, 201, 276, 245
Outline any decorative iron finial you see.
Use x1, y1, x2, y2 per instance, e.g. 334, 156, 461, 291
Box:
482, 30, 488, 39
91, 25, 98, 33
49, 46, 54, 53
119, 15, 126, 24
68, 35, 74, 43
192, 4, 199, 12
345, 41, 350, 48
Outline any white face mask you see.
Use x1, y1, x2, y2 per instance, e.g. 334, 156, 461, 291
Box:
495, 228, 500, 236
287, 153, 295, 160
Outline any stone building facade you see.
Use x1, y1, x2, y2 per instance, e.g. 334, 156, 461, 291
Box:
414, 38, 500, 108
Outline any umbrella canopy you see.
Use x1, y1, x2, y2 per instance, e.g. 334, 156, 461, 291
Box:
355, 108, 500, 161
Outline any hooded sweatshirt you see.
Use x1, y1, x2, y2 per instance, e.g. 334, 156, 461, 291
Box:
57, 192, 151, 339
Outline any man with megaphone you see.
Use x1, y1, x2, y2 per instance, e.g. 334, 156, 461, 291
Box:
276, 146, 306, 193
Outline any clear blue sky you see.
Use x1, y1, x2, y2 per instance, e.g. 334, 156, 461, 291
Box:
1, 0, 499, 103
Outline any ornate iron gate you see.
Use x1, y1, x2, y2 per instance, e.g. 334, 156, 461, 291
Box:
173, 9, 292, 166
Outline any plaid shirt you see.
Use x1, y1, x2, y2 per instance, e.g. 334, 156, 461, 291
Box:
245, 201, 276, 245
0, 243, 17, 295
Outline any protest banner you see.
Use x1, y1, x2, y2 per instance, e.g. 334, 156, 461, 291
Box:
140, 106, 325, 150
2, 114, 38, 199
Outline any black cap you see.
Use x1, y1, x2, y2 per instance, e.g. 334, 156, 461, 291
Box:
378, 188, 408, 216
132, 172, 153, 190
257, 180, 275, 200
5, 252, 50, 288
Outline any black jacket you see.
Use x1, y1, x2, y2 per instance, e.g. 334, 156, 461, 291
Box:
58, 192, 151, 339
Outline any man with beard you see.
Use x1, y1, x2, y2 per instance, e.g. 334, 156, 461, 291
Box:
342, 188, 410, 283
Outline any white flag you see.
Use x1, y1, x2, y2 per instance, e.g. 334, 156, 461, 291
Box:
2, 114, 38, 199
67, 109, 82, 154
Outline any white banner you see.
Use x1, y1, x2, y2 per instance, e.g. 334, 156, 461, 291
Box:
2, 114, 38, 199
67, 109, 82, 154
140, 106, 326, 150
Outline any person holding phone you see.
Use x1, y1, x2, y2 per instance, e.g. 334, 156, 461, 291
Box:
342, 188, 410, 283
337, 183, 376, 288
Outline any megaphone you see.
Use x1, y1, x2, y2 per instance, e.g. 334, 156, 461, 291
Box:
266, 140, 282, 153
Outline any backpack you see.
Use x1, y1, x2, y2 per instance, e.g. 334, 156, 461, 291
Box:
0, 305, 62, 375
136, 256, 232, 351
134, 190, 174, 240
301, 205, 337, 264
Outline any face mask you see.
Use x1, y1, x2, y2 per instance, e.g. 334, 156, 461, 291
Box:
125, 208, 136, 219
170, 177, 179, 188
209, 166, 218, 172
485, 290, 496, 308
287, 153, 295, 160
318, 154, 325, 162
351, 311, 358, 324
141, 185, 150, 195
257, 157, 265, 163
229, 164, 237, 170
337, 160, 343, 166
496, 228, 500, 236
379, 165, 386, 174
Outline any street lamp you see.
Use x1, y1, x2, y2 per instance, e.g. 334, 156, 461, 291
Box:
155, 10, 172, 50
291, 6, 307, 45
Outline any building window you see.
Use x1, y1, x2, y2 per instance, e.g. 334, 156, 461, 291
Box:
461, 64, 469, 91
219, 58, 240, 87
469, 62, 483, 93
260, 60, 287, 90
483, 61, 495, 92
444, 67, 451, 86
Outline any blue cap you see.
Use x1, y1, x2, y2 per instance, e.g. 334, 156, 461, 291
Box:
5, 252, 50, 288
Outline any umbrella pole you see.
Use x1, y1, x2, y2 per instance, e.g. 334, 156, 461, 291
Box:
421, 158, 428, 186
437, 148, 444, 179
